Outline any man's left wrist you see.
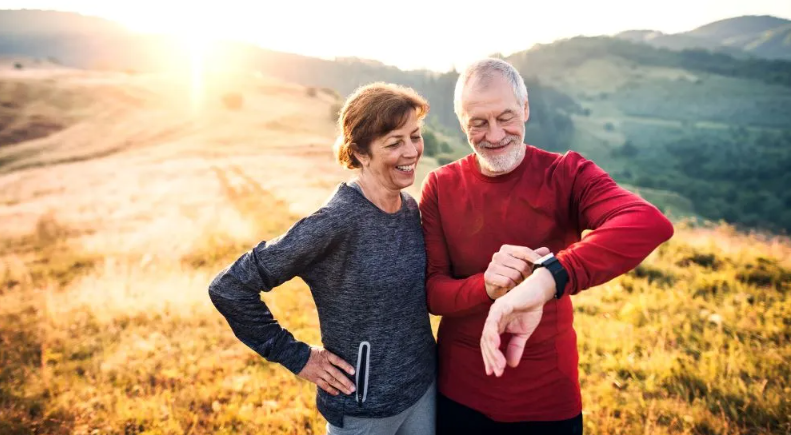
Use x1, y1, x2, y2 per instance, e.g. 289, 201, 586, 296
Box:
531, 267, 556, 303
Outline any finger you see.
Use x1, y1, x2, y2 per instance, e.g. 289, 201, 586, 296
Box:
505, 334, 528, 368
492, 255, 531, 281
326, 352, 355, 376
481, 338, 492, 376
481, 316, 502, 371
535, 247, 550, 257
487, 327, 506, 377
481, 324, 499, 376
492, 265, 522, 286
493, 347, 506, 377
502, 245, 544, 264
487, 268, 519, 289
480, 313, 496, 374
481, 333, 496, 376
484, 307, 508, 377
316, 378, 339, 396
325, 365, 355, 394
321, 371, 352, 396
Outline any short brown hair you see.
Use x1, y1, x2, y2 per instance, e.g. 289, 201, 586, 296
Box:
334, 83, 429, 169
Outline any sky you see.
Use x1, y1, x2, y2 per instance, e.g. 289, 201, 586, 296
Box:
4, 0, 791, 71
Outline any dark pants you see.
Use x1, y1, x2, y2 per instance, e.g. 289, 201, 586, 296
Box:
437, 393, 583, 435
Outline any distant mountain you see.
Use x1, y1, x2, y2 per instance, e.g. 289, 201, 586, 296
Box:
616, 15, 791, 60
3, 9, 791, 233
0, 9, 128, 35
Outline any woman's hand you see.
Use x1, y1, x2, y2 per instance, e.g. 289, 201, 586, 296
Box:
297, 347, 356, 396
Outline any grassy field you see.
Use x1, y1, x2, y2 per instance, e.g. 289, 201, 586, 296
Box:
1, 65, 789, 434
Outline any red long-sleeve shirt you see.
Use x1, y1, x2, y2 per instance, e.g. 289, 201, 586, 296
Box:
419, 145, 674, 422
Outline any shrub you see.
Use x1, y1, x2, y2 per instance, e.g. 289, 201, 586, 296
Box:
320, 87, 341, 100
736, 257, 791, 289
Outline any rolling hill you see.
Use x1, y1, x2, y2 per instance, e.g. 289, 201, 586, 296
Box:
0, 58, 789, 435
2, 9, 791, 234
616, 15, 791, 60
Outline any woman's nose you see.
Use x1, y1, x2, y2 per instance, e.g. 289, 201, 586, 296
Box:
403, 140, 419, 158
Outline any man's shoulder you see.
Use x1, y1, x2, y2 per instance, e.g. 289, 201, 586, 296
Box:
425, 154, 472, 183
529, 145, 586, 166
528, 146, 601, 177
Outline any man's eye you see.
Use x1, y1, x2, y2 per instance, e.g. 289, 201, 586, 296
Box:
499, 116, 514, 122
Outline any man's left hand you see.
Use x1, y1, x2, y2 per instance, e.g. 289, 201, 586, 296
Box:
480, 267, 556, 377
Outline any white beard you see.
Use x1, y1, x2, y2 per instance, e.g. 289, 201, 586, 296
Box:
473, 134, 525, 174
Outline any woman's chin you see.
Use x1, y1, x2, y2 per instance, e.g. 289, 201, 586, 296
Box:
392, 170, 416, 188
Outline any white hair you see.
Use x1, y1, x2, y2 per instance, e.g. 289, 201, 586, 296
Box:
453, 58, 528, 118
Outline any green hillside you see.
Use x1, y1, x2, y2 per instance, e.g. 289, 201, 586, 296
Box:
2, 10, 791, 233
505, 37, 791, 233
616, 15, 791, 60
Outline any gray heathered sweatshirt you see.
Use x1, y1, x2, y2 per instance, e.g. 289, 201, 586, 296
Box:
208, 182, 437, 427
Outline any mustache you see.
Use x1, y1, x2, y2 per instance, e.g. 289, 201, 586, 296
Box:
476, 135, 521, 149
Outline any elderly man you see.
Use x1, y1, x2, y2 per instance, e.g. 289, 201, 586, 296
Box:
418, 58, 674, 434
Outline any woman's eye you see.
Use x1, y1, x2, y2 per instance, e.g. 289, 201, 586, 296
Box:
411, 136, 421, 141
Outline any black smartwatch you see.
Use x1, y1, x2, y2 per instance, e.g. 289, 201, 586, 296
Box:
532, 253, 569, 299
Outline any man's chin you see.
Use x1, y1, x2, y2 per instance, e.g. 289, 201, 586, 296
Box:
476, 148, 524, 174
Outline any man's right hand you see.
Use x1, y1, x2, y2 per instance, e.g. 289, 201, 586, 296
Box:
297, 347, 356, 396
484, 245, 551, 300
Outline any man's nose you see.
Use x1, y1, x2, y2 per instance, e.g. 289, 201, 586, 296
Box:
486, 121, 506, 144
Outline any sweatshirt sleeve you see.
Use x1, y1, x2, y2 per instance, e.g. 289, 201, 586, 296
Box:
554, 152, 675, 295
208, 209, 340, 374
419, 172, 492, 317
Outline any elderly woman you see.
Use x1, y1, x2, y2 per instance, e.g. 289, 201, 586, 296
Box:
208, 83, 437, 434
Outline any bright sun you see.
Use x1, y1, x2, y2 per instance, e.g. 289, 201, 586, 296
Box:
117, 9, 221, 108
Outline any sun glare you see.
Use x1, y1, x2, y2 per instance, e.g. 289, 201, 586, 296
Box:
183, 34, 208, 110
119, 8, 217, 110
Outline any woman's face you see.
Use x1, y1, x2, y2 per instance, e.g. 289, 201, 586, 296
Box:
357, 110, 423, 191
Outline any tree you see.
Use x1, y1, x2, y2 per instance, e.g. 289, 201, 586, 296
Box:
422, 130, 440, 157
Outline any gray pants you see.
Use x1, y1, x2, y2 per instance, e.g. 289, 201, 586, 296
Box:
326, 380, 436, 435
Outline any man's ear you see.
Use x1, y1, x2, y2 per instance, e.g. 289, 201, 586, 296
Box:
523, 101, 530, 123
457, 115, 468, 136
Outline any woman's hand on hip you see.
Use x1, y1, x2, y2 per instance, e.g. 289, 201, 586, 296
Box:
297, 347, 356, 396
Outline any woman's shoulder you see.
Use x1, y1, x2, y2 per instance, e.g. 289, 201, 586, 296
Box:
298, 183, 363, 231
400, 190, 420, 214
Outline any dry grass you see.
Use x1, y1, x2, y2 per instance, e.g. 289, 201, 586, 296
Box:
0, 65, 788, 434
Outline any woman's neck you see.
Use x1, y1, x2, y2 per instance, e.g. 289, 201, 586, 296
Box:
354, 175, 402, 213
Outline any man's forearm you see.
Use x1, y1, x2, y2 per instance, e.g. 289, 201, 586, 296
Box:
557, 203, 674, 295
426, 272, 492, 317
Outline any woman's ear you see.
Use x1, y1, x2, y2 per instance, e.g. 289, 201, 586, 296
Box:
352, 144, 370, 167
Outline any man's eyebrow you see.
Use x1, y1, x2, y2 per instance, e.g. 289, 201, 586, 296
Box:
498, 109, 516, 117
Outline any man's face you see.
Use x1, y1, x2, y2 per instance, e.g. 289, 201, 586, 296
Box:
459, 74, 529, 175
